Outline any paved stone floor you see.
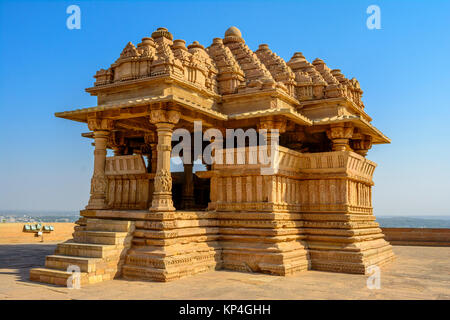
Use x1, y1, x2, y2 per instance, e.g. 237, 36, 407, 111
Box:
0, 243, 449, 300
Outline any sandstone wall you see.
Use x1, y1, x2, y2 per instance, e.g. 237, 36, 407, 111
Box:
382, 228, 450, 246
0, 223, 75, 244
209, 147, 394, 275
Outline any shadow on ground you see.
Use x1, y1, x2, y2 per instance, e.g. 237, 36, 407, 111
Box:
0, 243, 56, 284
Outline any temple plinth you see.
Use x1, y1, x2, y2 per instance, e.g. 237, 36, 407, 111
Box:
30, 26, 394, 286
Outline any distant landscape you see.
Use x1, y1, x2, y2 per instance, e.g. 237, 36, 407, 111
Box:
1, 210, 450, 228
0, 210, 79, 223
375, 216, 450, 228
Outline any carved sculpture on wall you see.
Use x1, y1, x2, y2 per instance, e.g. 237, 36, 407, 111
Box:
91, 174, 108, 194
154, 169, 172, 193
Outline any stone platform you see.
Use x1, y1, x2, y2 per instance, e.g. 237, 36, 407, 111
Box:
29, 206, 394, 285
1, 244, 449, 299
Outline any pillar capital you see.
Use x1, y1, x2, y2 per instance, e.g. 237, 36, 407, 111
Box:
109, 131, 128, 156
257, 117, 286, 149
326, 123, 354, 139
257, 117, 287, 134
87, 117, 115, 131
149, 108, 180, 126
351, 134, 373, 156
326, 123, 354, 151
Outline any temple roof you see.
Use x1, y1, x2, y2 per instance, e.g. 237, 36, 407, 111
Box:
56, 26, 390, 144
85, 26, 365, 106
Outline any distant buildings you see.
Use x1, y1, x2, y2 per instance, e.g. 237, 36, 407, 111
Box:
0, 214, 77, 223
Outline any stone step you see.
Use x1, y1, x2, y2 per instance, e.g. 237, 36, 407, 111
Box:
45, 255, 101, 273
29, 268, 89, 286
85, 219, 135, 232
30, 219, 135, 287
30, 267, 111, 286
73, 230, 130, 245
56, 242, 122, 258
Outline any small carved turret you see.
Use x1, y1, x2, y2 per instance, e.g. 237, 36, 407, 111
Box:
208, 37, 245, 94
137, 37, 156, 58
151, 27, 184, 77
255, 44, 295, 96
94, 68, 113, 86
186, 41, 219, 92
223, 26, 245, 44
222, 27, 276, 93
313, 58, 344, 99
151, 27, 173, 41
287, 52, 326, 100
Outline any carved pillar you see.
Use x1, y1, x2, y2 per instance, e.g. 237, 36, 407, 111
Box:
181, 136, 195, 209
110, 131, 126, 156
285, 131, 305, 151
86, 118, 114, 209
326, 123, 354, 151
256, 118, 286, 175
150, 144, 157, 173
149, 107, 180, 211
144, 132, 157, 173
351, 134, 373, 157
181, 163, 195, 210
257, 117, 287, 153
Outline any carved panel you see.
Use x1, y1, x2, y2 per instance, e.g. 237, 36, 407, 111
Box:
105, 155, 147, 176
104, 155, 152, 209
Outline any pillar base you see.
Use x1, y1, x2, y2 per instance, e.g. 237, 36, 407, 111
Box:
149, 206, 176, 212
150, 194, 176, 212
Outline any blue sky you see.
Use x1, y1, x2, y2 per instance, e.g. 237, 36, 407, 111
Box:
0, 0, 449, 215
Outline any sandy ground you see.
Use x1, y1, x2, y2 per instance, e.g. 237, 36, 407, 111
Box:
0, 244, 449, 300
0, 223, 75, 244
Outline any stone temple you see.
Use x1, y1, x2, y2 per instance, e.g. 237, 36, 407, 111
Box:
30, 27, 395, 286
